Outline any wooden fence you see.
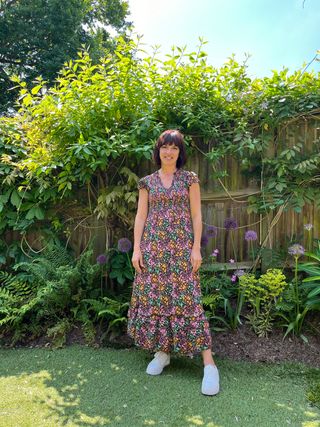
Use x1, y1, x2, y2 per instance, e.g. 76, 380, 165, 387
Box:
138, 117, 320, 263
4, 117, 319, 263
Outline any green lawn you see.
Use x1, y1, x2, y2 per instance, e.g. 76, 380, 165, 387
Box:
0, 346, 319, 427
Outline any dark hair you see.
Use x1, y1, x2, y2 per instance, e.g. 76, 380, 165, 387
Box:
153, 129, 187, 168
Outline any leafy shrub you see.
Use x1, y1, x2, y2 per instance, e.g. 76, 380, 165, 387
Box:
1, 37, 320, 237
239, 269, 287, 336
0, 244, 100, 344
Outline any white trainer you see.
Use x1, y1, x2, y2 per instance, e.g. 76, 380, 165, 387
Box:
201, 364, 220, 396
146, 351, 170, 375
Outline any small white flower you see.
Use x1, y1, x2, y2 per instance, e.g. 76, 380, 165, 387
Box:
304, 223, 313, 231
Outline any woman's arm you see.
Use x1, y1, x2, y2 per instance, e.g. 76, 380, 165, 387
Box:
189, 182, 202, 272
132, 188, 149, 273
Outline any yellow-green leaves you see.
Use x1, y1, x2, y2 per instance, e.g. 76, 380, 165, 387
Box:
239, 269, 287, 304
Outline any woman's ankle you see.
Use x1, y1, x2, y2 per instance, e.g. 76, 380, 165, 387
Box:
201, 348, 215, 366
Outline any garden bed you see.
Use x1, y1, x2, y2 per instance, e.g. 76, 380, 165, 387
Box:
211, 322, 320, 368
4, 320, 319, 369
106, 313, 320, 368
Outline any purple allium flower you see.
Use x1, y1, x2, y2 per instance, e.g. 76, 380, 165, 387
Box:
231, 275, 237, 282
213, 248, 219, 254
207, 225, 218, 238
245, 230, 258, 241
288, 243, 305, 257
229, 259, 235, 263
201, 234, 209, 247
224, 218, 238, 230
211, 252, 217, 258
235, 269, 245, 277
304, 223, 313, 231
117, 238, 132, 253
96, 254, 107, 265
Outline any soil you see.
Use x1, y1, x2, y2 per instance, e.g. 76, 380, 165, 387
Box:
211, 323, 320, 368
2, 321, 320, 369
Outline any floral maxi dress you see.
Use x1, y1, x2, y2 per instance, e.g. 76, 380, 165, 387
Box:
127, 168, 212, 357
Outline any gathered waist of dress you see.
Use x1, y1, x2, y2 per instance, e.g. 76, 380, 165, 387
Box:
148, 206, 190, 215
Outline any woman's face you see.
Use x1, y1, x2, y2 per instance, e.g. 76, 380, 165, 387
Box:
159, 143, 180, 168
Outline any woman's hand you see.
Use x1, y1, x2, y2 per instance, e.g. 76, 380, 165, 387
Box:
191, 247, 202, 273
131, 248, 145, 274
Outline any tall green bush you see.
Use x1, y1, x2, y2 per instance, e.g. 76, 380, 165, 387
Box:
0, 36, 319, 237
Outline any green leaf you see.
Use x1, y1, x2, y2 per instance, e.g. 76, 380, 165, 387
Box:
25, 208, 36, 220
10, 190, 21, 207
31, 85, 42, 95
34, 207, 45, 220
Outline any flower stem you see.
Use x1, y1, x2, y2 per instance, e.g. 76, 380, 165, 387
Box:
230, 232, 238, 266
294, 255, 299, 316
127, 253, 134, 278
250, 241, 255, 263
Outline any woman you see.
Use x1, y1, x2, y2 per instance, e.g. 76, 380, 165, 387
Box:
127, 129, 219, 396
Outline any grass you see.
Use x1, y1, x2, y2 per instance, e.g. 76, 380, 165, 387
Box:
0, 346, 319, 427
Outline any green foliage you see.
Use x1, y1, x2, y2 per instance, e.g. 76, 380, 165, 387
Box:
239, 269, 287, 303
239, 269, 287, 336
275, 283, 310, 342
202, 293, 220, 313
299, 240, 320, 310
275, 240, 320, 341
201, 292, 230, 331
259, 247, 287, 272
46, 318, 72, 349
200, 270, 244, 330
1, 38, 320, 236
0, 0, 130, 111
307, 382, 320, 409
107, 247, 134, 287
274, 249, 313, 341
95, 167, 140, 228
81, 296, 129, 338
0, 245, 100, 343
0, 35, 319, 342
0, 117, 37, 231
0, 238, 134, 345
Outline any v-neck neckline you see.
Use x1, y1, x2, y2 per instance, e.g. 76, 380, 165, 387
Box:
157, 168, 179, 190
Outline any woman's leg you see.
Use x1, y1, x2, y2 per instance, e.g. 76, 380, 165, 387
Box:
201, 348, 216, 366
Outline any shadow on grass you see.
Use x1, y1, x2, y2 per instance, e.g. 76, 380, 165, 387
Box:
0, 345, 320, 427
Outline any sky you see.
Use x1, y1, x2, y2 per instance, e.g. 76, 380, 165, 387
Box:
127, 0, 320, 78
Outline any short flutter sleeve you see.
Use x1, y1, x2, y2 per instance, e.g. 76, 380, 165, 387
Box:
137, 176, 149, 191
186, 171, 200, 187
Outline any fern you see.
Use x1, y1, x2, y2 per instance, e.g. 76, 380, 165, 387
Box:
0, 271, 16, 286
81, 296, 129, 337
76, 249, 100, 288
0, 244, 102, 344
47, 319, 72, 348
14, 259, 59, 283
83, 297, 129, 320
0, 271, 36, 327
202, 294, 220, 307
71, 305, 97, 346
42, 244, 73, 268
0, 287, 19, 303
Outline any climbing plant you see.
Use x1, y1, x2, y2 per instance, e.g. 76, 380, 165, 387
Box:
0, 36, 320, 237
